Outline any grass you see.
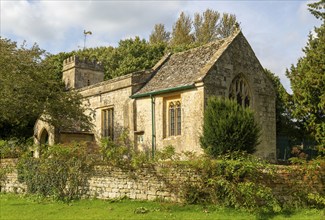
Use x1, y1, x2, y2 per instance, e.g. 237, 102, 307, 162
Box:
0, 193, 323, 220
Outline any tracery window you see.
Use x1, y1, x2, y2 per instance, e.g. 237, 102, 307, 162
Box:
102, 108, 114, 139
168, 100, 181, 136
229, 76, 251, 107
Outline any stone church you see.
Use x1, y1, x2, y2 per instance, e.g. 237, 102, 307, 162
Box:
34, 30, 276, 159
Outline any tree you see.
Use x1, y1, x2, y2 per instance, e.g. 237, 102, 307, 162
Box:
200, 97, 260, 157
149, 24, 170, 45
170, 12, 194, 46
286, 0, 325, 147
194, 9, 220, 44
109, 37, 165, 78
0, 38, 92, 140
264, 69, 302, 138
217, 13, 238, 38
308, 0, 325, 20
45, 51, 73, 81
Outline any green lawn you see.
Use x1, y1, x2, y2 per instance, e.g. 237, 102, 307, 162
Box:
0, 193, 323, 220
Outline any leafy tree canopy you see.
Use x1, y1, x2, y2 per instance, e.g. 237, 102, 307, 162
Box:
286, 0, 325, 147
194, 9, 220, 44
170, 12, 194, 47
0, 38, 92, 140
149, 24, 170, 45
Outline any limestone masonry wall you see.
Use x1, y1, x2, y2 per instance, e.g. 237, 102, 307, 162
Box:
1, 159, 323, 203
0, 159, 198, 202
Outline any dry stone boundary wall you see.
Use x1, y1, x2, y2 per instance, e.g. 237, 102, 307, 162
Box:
1, 159, 323, 203
0, 159, 198, 202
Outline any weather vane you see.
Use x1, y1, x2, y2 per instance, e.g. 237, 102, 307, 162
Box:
83, 30, 92, 49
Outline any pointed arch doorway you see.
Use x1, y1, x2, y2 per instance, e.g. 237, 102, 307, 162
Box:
39, 128, 49, 156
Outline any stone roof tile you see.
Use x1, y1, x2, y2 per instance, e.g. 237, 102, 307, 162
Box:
135, 30, 240, 95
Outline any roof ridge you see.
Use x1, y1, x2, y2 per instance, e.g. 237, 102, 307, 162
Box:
195, 30, 242, 82
169, 28, 241, 56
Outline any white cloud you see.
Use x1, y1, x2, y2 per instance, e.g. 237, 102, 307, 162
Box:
1, 0, 184, 50
1, 0, 322, 93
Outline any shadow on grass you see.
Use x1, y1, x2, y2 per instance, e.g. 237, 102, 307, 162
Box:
256, 209, 295, 220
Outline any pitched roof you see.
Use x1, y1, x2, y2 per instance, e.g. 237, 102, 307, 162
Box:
134, 30, 241, 97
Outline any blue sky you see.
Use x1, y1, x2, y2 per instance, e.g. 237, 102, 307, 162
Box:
0, 0, 322, 92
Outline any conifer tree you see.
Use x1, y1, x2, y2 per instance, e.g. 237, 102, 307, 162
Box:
286, 0, 325, 146
200, 97, 260, 157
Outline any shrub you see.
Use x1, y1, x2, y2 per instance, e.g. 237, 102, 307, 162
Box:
200, 97, 260, 157
17, 143, 95, 201
181, 153, 281, 214
0, 138, 31, 158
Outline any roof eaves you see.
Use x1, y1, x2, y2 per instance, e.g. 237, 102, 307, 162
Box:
130, 84, 195, 99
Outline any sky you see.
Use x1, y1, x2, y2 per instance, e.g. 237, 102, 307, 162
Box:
0, 0, 322, 93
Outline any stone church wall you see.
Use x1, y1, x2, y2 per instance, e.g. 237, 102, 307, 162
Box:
77, 72, 153, 144
203, 32, 276, 160
134, 86, 205, 154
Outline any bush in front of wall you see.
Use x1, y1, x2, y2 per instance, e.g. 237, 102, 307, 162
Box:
200, 97, 260, 157
17, 143, 95, 201
181, 153, 281, 214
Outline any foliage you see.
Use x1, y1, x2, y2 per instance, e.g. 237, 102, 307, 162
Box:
149, 24, 170, 45
0, 138, 32, 158
44, 52, 73, 81
194, 9, 220, 44
0, 38, 92, 140
264, 69, 299, 138
0, 163, 13, 190
100, 134, 181, 168
200, 97, 260, 157
308, 0, 325, 20
170, 12, 194, 47
193, 9, 239, 44
17, 143, 95, 201
286, 1, 325, 147
180, 152, 325, 214
282, 155, 325, 209
217, 13, 239, 38
48, 37, 166, 81
100, 131, 152, 169
180, 153, 281, 214
171, 9, 239, 48
109, 37, 165, 78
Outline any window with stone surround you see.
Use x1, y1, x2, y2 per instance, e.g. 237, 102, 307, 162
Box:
229, 76, 251, 107
102, 108, 114, 139
166, 98, 181, 137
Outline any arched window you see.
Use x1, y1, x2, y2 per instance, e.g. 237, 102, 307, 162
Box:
176, 101, 181, 135
168, 100, 181, 136
229, 76, 251, 107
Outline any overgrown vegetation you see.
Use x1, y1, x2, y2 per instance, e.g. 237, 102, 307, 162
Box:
179, 153, 325, 215
17, 143, 95, 201
200, 97, 260, 157
1, 132, 324, 215
98, 134, 325, 214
